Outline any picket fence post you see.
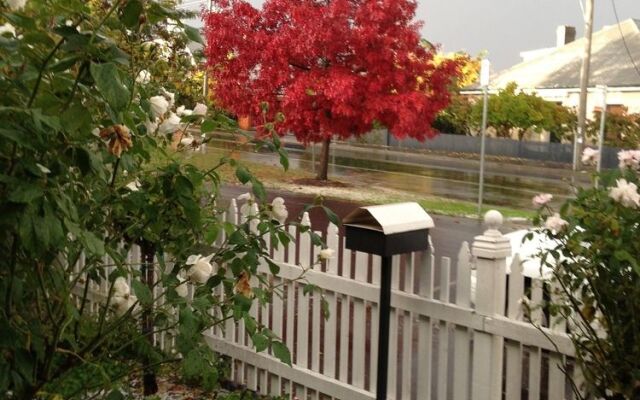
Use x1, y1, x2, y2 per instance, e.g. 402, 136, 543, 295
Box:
471, 210, 512, 400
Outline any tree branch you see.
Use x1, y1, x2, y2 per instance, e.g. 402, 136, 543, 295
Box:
288, 62, 310, 71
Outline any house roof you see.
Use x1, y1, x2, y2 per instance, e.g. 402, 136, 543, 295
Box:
490, 18, 640, 90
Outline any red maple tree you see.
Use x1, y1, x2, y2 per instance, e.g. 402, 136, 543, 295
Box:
203, 0, 460, 180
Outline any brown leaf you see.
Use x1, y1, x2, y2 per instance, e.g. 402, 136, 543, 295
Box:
234, 271, 252, 297
101, 124, 133, 157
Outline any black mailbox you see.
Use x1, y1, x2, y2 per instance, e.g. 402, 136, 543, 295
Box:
343, 202, 434, 256
343, 202, 433, 400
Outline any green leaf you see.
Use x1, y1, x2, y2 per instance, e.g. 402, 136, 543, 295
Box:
9, 185, 43, 203
184, 25, 204, 45
228, 230, 247, 246
266, 258, 280, 275
182, 348, 202, 379
322, 206, 341, 226
309, 231, 323, 247
174, 175, 194, 198
303, 283, 318, 296
277, 230, 292, 248
251, 333, 269, 352
251, 178, 266, 202
131, 280, 153, 305
120, 0, 143, 28
235, 166, 251, 184
321, 296, 330, 319
49, 55, 82, 73
82, 231, 105, 256
278, 148, 289, 171
62, 103, 93, 135
201, 119, 216, 133
105, 44, 131, 65
0, 128, 34, 149
272, 341, 291, 366
205, 224, 220, 245
105, 389, 125, 400
244, 315, 257, 335
90, 62, 130, 112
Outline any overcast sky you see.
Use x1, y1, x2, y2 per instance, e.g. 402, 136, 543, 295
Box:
184, 0, 639, 71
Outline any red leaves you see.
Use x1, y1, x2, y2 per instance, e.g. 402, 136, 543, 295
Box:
203, 0, 459, 144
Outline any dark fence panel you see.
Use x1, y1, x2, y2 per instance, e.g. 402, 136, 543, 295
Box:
383, 132, 621, 169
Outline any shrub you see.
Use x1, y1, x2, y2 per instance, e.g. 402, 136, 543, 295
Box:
532, 149, 640, 399
0, 1, 318, 398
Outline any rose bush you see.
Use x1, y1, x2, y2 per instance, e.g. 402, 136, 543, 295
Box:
531, 149, 640, 399
0, 1, 325, 398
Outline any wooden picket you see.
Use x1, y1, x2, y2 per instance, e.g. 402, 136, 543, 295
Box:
80, 204, 582, 400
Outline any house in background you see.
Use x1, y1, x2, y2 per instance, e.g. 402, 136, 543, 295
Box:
491, 18, 640, 116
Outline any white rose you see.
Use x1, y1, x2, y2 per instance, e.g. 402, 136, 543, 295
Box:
544, 213, 569, 233
113, 277, 130, 296
0, 23, 16, 36
270, 197, 288, 224
160, 87, 175, 108
240, 203, 253, 218
149, 96, 169, 118
180, 136, 194, 146
136, 70, 150, 84
581, 147, 599, 165
193, 103, 208, 116
6, 0, 26, 11
125, 179, 141, 192
186, 254, 214, 284
618, 150, 640, 171
113, 293, 138, 317
175, 276, 189, 298
144, 118, 158, 134
609, 179, 640, 208
176, 105, 193, 117
158, 112, 181, 135
532, 193, 553, 207
319, 248, 335, 260
238, 193, 255, 216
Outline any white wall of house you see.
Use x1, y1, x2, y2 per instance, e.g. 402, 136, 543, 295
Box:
533, 87, 640, 115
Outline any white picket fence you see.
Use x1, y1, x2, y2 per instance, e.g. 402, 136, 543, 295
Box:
78, 201, 582, 400
200, 202, 580, 400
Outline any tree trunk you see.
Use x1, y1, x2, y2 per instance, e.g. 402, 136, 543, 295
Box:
316, 137, 331, 181
140, 241, 158, 396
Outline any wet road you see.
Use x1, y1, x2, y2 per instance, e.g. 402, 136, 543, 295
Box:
207, 136, 583, 210
220, 184, 528, 260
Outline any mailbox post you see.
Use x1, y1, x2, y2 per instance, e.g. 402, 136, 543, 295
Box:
343, 202, 434, 400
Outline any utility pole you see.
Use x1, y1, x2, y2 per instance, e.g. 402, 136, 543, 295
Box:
596, 85, 607, 188
574, 0, 595, 172
203, 0, 212, 99
477, 59, 490, 218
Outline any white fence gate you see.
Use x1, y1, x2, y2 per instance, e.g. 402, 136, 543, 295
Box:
202, 202, 579, 400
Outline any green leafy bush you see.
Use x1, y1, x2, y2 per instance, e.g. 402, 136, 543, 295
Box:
532, 149, 640, 399
0, 1, 318, 398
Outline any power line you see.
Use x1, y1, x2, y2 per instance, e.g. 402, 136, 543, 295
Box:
611, 0, 640, 79
577, 0, 585, 20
